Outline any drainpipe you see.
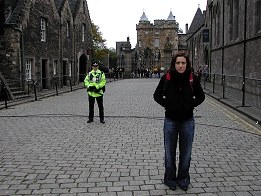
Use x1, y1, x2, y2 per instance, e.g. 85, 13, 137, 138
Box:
209, 2, 213, 74
14, 26, 24, 89
242, 0, 247, 107
71, 20, 75, 86
191, 38, 194, 68
221, 0, 225, 98
59, 11, 62, 87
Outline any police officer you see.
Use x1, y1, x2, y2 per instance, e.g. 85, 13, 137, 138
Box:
84, 62, 106, 123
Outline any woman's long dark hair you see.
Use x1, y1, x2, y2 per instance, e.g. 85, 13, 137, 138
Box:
169, 52, 191, 72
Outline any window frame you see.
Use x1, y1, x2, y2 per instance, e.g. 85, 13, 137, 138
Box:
25, 59, 32, 81
256, 0, 261, 33
82, 24, 86, 42
66, 21, 70, 37
40, 17, 47, 42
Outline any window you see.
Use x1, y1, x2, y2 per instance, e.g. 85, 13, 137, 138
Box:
229, 1, 233, 41
53, 60, 58, 75
216, 3, 221, 45
154, 38, 159, 47
233, 0, 239, 39
256, 0, 261, 32
83, 1, 86, 14
66, 21, 70, 37
40, 17, 47, 42
82, 24, 86, 42
25, 59, 32, 80
69, 61, 72, 77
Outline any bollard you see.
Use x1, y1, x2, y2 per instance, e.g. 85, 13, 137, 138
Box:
55, 78, 58, 96
242, 80, 245, 107
33, 81, 37, 101
222, 75, 225, 99
69, 78, 72, 91
27, 80, 30, 95
212, 74, 215, 93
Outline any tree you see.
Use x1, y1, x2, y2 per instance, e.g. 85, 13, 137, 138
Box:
91, 21, 116, 70
91, 21, 106, 50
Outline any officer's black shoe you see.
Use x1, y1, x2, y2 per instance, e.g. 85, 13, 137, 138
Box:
100, 119, 105, 123
87, 119, 93, 123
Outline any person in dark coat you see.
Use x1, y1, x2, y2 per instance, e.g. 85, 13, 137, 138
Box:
153, 53, 205, 191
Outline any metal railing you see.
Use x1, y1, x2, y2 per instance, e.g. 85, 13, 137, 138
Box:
203, 73, 261, 109
0, 72, 122, 109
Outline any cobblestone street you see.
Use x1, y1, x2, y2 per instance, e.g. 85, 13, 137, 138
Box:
0, 78, 260, 196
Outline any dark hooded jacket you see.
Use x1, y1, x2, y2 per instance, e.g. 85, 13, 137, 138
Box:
153, 69, 205, 121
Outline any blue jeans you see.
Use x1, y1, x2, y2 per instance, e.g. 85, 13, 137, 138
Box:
163, 117, 195, 187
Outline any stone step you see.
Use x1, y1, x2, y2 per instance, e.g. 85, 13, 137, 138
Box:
14, 94, 32, 100
12, 90, 28, 97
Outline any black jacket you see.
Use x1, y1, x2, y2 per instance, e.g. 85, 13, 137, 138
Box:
153, 70, 205, 121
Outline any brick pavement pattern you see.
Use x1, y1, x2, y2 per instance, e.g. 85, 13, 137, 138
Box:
0, 78, 260, 196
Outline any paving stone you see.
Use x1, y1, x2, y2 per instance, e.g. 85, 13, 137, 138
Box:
0, 79, 260, 195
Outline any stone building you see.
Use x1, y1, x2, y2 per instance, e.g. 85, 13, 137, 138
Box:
0, 0, 92, 96
116, 37, 133, 77
135, 10, 187, 73
186, 6, 205, 71
187, 0, 261, 108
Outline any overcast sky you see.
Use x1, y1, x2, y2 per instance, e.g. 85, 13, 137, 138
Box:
87, 0, 208, 49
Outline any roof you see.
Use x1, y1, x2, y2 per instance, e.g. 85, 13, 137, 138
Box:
54, 0, 65, 11
56, 0, 81, 18
187, 7, 204, 34
139, 11, 149, 22
5, 0, 23, 24
68, 0, 78, 14
167, 11, 175, 21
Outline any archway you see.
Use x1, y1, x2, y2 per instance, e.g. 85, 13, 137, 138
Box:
79, 54, 87, 82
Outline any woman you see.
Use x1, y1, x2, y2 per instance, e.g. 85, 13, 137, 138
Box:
153, 53, 205, 191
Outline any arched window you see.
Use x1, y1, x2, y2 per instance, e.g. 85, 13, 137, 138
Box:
216, 2, 221, 46
233, 0, 239, 39
228, 0, 233, 41
256, 0, 261, 32
213, 4, 217, 46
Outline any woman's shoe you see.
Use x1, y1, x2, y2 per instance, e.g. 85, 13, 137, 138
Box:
164, 182, 176, 191
167, 184, 176, 191
178, 184, 188, 191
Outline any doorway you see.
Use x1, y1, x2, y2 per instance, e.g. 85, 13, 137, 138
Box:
63, 61, 67, 86
79, 54, 87, 82
42, 59, 48, 89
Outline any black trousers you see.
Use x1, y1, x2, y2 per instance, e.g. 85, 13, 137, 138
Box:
88, 95, 104, 120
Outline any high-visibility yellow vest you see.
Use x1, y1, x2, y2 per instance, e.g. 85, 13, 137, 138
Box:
84, 69, 106, 97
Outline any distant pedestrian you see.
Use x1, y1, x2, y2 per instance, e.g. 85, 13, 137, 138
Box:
153, 52, 205, 191
202, 65, 209, 89
203, 64, 209, 82
196, 65, 202, 82
84, 62, 106, 123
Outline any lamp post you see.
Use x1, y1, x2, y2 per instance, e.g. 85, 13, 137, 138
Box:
107, 52, 110, 70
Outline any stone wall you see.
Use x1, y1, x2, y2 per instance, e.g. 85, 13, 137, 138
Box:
0, 0, 93, 90
187, 0, 261, 107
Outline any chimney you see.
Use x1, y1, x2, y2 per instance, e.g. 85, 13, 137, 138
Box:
185, 23, 188, 34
